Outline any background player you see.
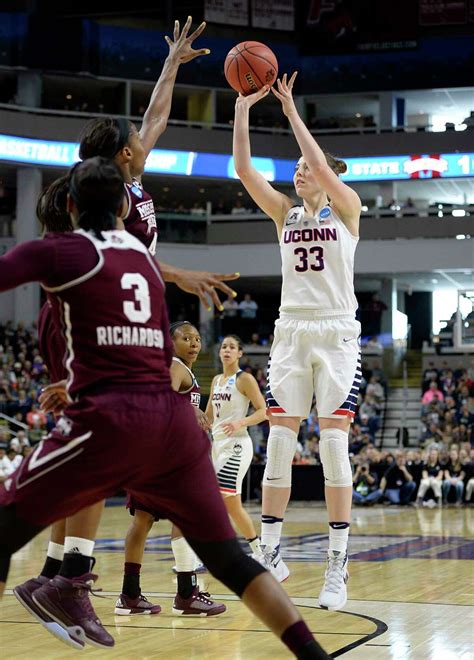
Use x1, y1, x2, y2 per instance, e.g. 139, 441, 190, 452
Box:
0, 156, 330, 659
233, 73, 362, 610
117, 321, 225, 617
79, 16, 239, 310
206, 335, 266, 556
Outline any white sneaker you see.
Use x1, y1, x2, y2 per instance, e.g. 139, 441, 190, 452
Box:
258, 544, 290, 583
318, 551, 348, 610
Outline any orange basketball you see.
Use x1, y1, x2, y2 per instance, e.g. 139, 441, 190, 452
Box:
224, 41, 278, 96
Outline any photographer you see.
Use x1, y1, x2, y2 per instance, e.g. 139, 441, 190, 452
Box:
380, 451, 417, 505
352, 463, 382, 505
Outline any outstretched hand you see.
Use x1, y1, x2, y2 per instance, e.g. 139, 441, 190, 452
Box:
271, 72, 298, 117
165, 16, 210, 64
173, 268, 240, 311
235, 85, 271, 110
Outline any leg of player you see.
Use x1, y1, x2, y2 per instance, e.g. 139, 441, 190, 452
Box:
318, 417, 352, 611
222, 494, 261, 556
171, 523, 225, 616
32, 500, 114, 649
260, 415, 300, 582
115, 509, 162, 615
13, 519, 73, 646
188, 536, 329, 659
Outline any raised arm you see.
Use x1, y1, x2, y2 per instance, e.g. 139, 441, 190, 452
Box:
272, 73, 361, 235
233, 88, 293, 231
139, 16, 209, 157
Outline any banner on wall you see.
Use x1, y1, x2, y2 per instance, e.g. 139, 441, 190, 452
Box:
204, 0, 249, 26
1, 134, 474, 183
251, 0, 295, 30
419, 0, 468, 25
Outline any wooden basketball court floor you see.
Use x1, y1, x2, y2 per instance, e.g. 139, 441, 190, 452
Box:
1, 502, 472, 659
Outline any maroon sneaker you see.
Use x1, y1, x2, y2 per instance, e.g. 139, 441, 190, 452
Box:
172, 587, 226, 616
32, 572, 114, 648
14, 576, 84, 650
114, 593, 162, 615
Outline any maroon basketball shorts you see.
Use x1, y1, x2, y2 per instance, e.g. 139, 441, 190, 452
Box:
0, 387, 234, 543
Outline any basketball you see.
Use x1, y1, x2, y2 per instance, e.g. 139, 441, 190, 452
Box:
224, 41, 278, 95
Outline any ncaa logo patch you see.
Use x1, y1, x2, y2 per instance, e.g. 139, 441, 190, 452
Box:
319, 207, 331, 219
131, 185, 143, 198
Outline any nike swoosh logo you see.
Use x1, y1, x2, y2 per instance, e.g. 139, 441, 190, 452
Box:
331, 524, 348, 529
343, 337, 356, 342
266, 477, 282, 481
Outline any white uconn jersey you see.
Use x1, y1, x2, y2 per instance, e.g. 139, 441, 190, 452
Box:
280, 205, 358, 316
211, 371, 249, 441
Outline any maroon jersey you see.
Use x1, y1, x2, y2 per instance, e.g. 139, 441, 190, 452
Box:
123, 180, 157, 255
37, 300, 67, 382
0, 230, 172, 397
172, 356, 201, 408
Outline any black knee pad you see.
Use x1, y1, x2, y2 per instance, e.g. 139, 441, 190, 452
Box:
0, 504, 45, 582
186, 537, 266, 597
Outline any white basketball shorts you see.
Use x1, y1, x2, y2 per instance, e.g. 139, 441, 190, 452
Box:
212, 434, 254, 495
266, 313, 361, 420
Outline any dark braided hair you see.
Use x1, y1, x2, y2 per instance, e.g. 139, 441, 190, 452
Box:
36, 174, 73, 233
79, 117, 132, 160
69, 157, 124, 241
169, 321, 199, 338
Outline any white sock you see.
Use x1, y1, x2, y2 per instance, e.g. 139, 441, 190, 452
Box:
261, 516, 284, 549
171, 536, 196, 572
47, 541, 64, 561
64, 536, 95, 557
328, 524, 350, 555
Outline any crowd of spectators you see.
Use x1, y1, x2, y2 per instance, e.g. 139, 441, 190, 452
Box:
0, 322, 52, 482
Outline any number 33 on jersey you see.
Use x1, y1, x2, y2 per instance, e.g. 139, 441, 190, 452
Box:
279, 205, 359, 316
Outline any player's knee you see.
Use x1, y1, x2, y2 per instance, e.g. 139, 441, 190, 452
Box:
262, 425, 298, 488
187, 537, 266, 597
319, 428, 352, 487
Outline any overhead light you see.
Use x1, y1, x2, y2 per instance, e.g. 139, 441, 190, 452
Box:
355, 113, 361, 118
438, 211, 443, 218
237, 191, 243, 197
66, 94, 72, 100
456, 234, 466, 240
163, 186, 169, 192
431, 278, 438, 284
361, 205, 368, 212
452, 209, 466, 217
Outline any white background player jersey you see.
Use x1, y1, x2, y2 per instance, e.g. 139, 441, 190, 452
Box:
279, 205, 358, 316
211, 371, 250, 441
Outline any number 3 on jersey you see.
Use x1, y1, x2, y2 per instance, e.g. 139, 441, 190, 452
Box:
294, 246, 325, 272
121, 273, 151, 323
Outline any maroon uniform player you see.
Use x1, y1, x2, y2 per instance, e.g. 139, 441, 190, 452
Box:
117, 321, 225, 617
78, 16, 239, 310
13, 176, 105, 650
0, 157, 329, 660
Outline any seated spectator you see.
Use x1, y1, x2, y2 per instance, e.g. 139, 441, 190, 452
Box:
8, 429, 30, 453
416, 448, 443, 506
352, 463, 382, 505
26, 404, 47, 429
421, 422, 444, 448
230, 200, 247, 215
422, 382, 445, 405
366, 375, 384, 402
380, 451, 416, 505
0, 446, 22, 476
442, 448, 465, 505
406, 449, 424, 487
365, 336, 383, 351
249, 333, 261, 346
422, 362, 439, 391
